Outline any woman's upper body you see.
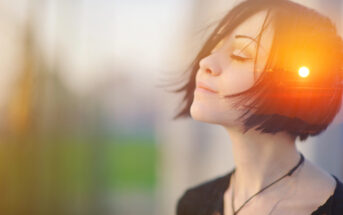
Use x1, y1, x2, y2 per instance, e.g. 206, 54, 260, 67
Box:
176, 160, 343, 215
173, 0, 343, 214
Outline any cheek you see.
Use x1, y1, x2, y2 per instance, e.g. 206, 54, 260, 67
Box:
190, 63, 256, 126
219, 63, 255, 95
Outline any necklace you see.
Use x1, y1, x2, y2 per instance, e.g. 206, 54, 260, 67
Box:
231, 152, 304, 215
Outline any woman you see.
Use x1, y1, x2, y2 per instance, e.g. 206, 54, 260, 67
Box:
174, 0, 343, 214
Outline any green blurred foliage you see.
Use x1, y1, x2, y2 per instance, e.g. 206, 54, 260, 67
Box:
106, 136, 157, 191
0, 135, 157, 215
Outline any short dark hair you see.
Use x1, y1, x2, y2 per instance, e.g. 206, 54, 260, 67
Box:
173, 0, 343, 141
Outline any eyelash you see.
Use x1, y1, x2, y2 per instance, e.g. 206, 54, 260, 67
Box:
230, 53, 253, 62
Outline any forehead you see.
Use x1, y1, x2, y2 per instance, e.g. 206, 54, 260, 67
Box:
233, 10, 273, 39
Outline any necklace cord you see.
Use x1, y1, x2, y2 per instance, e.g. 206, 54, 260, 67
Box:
231, 152, 304, 215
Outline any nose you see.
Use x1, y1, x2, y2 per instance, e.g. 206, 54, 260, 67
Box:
199, 54, 221, 76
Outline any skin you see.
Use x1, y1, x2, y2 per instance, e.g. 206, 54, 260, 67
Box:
190, 10, 337, 215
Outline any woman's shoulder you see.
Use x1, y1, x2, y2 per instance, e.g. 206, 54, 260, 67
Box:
311, 174, 343, 214
329, 175, 343, 212
176, 170, 233, 215
299, 159, 343, 213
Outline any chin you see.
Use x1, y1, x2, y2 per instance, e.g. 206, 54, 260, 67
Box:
190, 103, 215, 123
190, 102, 237, 126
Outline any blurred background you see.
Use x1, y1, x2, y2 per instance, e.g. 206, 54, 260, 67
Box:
0, 0, 342, 214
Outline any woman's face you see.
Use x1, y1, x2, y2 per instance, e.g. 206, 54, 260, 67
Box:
190, 10, 274, 128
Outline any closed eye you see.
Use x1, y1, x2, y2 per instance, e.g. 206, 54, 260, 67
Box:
230, 49, 253, 62
230, 53, 253, 62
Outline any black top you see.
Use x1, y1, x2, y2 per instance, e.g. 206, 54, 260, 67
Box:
176, 169, 343, 215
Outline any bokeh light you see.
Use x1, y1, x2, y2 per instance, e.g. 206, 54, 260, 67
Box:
298, 66, 310, 78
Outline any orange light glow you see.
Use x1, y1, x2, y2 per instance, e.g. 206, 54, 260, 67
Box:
298, 66, 310, 78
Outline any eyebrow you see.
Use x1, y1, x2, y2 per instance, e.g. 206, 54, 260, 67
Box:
235, 34, 259, 44
234, 34, 266, 53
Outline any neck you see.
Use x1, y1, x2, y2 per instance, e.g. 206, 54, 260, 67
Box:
226, 127, 301, 200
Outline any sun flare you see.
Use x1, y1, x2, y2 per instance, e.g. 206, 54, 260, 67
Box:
298, 66, 310, 78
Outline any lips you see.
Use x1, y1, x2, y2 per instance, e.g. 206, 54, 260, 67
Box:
196, 82, 218, 94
